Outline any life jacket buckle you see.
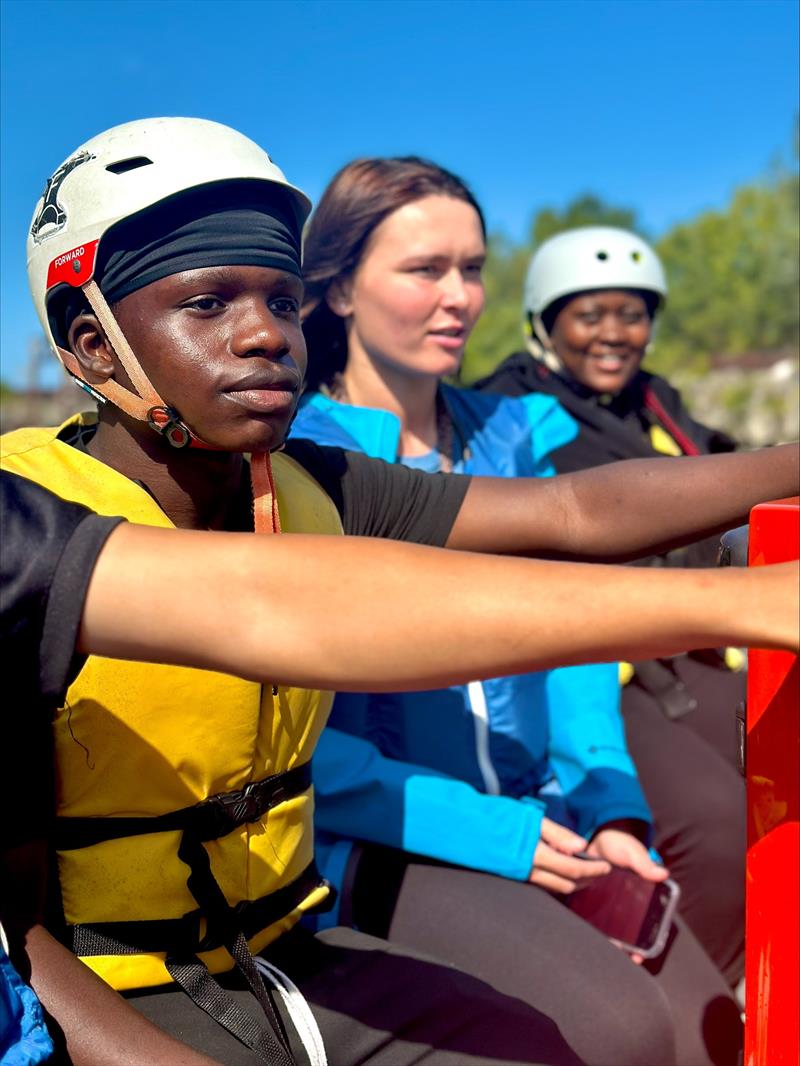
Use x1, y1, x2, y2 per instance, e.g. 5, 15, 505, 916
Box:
194, 781, 271, 842
217, 782, 266, 827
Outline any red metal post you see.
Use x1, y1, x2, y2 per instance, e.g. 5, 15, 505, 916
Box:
745, 497, 799, 1066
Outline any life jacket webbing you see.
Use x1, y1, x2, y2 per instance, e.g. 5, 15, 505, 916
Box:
68, 862, 328, 957
60, 763, 316, 1066
251, 450, 282, 534
643, 387, 701, 457
166, 941, 294, 1065
54, 762, 312, 851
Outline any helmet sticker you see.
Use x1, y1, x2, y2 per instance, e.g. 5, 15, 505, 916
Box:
30, 150, 95, 244
47, 240, 99, 289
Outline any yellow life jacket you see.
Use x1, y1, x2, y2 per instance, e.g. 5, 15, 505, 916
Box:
1, 414, 343, 992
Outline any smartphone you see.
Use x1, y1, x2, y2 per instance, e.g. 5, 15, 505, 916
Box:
566, 863, 680, 959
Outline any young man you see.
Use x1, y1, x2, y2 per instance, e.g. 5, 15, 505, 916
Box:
2, 117, 797, 1065
3, 467, 798, 1064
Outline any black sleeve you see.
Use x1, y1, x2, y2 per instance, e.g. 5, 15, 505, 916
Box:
1, 471, 124, 711
282, 438, 472, 545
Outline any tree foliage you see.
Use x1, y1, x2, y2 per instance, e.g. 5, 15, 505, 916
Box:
461, 168, 799, 385
531, 194, 640, 247
654, 173, 799, 374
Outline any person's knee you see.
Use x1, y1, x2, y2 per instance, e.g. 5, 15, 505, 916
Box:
557, 953, 676, 1066
600, 974, 676, 1066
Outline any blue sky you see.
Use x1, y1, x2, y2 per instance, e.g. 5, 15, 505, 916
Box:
1, 0, 798, 386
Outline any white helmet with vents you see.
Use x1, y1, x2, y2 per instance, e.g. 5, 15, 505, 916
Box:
27, 117, 310, 357
523, 226, 668, 318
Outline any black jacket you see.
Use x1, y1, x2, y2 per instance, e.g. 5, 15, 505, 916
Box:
475, 352, 736, 569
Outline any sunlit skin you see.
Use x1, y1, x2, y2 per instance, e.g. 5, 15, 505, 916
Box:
548, 290, 653, 395
330, 195, 486, 455
67, 264, 306, 529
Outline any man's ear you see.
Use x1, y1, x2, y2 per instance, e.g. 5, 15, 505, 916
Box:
326, 278, 354, 319
67, 314, 116, 383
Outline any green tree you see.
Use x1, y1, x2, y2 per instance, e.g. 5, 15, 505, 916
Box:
530, 194, 640, 246
459, 233, 529, 384
653, 171, 800, 375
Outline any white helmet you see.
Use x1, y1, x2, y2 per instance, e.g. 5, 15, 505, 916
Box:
25, 117, 310, 458
523, 226, 667, 318
28, 117, 310, 357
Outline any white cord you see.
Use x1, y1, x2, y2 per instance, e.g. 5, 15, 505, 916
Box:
254, 956, 328, 1066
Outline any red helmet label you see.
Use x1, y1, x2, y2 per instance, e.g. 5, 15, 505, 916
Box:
46, 240, 99, 289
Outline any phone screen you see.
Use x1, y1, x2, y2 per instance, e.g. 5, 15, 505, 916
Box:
567, 867, 680, 957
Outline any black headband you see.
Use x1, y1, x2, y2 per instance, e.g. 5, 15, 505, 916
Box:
96, 181, 303, 304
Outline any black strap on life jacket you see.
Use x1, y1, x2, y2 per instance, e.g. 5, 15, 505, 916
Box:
55, 762, 321, 1065
166, 939, 293, 1065
68, 861, 327, 957
54, 762, 313, 850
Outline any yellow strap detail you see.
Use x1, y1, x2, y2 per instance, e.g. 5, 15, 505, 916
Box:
649, 424, 682, 456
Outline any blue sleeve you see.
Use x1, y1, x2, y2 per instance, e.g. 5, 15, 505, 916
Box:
313, 727, 544, 881
544, 663, 654, 843
518, 393, 578, 474
0, 946, 54, 1066
513, 398, 651, 838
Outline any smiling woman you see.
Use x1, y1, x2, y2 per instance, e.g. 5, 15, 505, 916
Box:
546, 290, 653, 394
477, 226, 749, 1000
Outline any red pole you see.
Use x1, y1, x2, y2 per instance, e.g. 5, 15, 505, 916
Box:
745, 497, 799, 1066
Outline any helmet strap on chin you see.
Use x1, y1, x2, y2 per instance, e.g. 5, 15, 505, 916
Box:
250, 450, 282, 534
58, 276, 203, 451
526, 313, 564, 376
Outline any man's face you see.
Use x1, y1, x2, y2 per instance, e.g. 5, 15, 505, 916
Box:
109, 265, 307, 452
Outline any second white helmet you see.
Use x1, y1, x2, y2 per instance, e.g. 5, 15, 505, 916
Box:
524, 226, 667, 318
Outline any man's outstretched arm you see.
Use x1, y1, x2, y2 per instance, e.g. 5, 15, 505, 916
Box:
448, 442, 799, 560
81, 524, 799, 690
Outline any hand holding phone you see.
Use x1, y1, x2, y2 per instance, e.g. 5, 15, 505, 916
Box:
529, 818, 612, 894
567, 862, 681, 960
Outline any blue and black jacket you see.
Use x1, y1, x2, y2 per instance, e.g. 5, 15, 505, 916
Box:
291, 386, 653, 926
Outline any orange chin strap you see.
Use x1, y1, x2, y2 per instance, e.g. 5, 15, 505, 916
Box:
58, 277, 281, 534
250, 451, 282, 535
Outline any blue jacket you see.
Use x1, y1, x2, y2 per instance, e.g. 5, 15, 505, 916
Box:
291, 386, 652, 926
1, 945, 53, 1066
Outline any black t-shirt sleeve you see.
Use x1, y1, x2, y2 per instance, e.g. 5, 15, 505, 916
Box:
1, 471, 124, 712
1, 472, 123, 848
282, 438, 472, 545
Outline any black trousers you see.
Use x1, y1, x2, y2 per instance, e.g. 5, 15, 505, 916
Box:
346, 847, 741, 1066
622, 656, 746, 987
126, 924, 585, 1066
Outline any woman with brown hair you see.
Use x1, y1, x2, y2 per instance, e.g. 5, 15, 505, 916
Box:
292, 157, 745, 1066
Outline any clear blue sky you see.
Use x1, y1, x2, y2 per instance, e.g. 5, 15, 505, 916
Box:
1, 0, 797, 386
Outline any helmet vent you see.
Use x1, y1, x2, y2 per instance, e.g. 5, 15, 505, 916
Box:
105, 156, 153, 175
596, 250, 609, 260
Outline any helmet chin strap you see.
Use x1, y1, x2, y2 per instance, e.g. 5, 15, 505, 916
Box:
58, 278, 280, 534
526, 314, 564, 376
